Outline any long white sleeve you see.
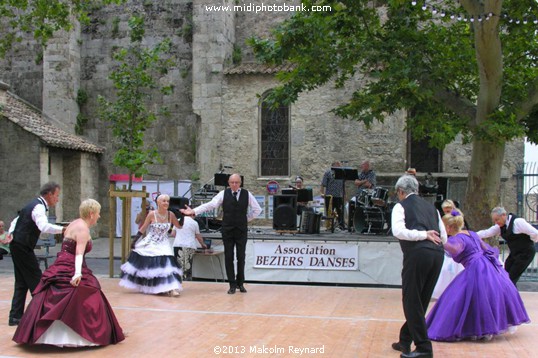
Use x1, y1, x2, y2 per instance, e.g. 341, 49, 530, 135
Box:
72, 254, 83, 281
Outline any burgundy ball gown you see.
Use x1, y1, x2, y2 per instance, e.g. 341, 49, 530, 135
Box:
13, 238, 125, 346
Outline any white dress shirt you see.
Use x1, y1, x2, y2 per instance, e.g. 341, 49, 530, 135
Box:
193, 189, 262, 222
173, 216, 202, 248
391, 193, 447, 244
477, 215, 538, 242
9, 197, 64, 235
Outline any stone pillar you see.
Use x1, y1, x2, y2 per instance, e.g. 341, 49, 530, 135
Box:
42, 19, 81, 134
192, 0, 236, 182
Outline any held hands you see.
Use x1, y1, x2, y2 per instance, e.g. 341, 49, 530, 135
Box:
180, 205, 195, 217
1, 233, 13, 244
425, 230, 442, 245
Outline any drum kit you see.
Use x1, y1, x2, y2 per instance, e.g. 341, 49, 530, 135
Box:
347, 187, 393, 235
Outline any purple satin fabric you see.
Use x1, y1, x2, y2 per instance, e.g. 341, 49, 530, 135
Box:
426, 231, 530, 341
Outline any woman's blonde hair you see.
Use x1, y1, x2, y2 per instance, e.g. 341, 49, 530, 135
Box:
79, 199, 101, 219
442, 208, 464, 231
441, 199, 455, 209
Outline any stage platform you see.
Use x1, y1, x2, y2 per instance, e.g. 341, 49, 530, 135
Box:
196, 229, 403, 286
0, 277, 537, 357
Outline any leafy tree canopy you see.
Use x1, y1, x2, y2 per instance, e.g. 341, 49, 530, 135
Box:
249, 0, 538, 149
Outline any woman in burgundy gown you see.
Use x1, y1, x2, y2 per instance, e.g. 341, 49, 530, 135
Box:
426, 209, 530, 341
13, 199, 125, 346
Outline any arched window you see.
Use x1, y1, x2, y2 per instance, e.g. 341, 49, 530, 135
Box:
260, 94, 290, 177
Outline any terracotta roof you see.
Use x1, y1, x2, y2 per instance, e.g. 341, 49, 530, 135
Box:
224, 62, 295, 75
0, 86, 104, 154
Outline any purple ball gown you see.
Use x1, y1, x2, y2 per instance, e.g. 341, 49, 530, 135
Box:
13, 238, 125, 346
426, 230, 530, 341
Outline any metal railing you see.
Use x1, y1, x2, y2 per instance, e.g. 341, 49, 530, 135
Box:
513, 162, 538, 281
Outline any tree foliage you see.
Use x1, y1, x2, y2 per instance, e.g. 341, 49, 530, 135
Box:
249, 0, 538, 227
0, 0, 123, 57
98, 15, 174, 190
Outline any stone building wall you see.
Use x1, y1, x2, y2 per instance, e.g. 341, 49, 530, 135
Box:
80, 0, 196, 182
234, 0, 301, 62
221, 74, 408, 195
192, 0, 236, 182
0, 35, 43, 109
43, 22, 81, 134
0, 119, 42, 223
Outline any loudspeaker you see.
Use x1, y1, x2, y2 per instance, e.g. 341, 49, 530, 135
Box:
273, 195, 297, 230
169, 196, 190, 222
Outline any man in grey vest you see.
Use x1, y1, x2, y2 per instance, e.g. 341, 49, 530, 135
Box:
181, 174, 262, 294
390, 175, 446, 358
7, 182, 65, 326
477, 207, 538, 286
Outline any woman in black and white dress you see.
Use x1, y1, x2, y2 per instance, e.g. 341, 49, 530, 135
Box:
120, 194, 183, 297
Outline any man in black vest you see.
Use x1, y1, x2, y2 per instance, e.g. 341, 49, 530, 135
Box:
390, 175, 446, 358
477, 207, 538, 286
181, 174, 262, 294
6, 182, 65, 326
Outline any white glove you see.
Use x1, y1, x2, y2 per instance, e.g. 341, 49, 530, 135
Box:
72, 254, 83, 282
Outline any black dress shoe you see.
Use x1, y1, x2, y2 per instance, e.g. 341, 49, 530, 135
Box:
391, 342, 411, 354
238, 285, 247, 293
8, 318, 20, 326
227, 287, 236, 294
400, 350, 433, 358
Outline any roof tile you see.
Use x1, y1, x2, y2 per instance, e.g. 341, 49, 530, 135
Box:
0, 89, 104, 154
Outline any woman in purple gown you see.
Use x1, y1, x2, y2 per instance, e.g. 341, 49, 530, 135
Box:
426, 209, 530, 341
13, 199, 125, 346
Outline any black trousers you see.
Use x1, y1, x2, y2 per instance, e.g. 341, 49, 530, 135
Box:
505, 245, 536, 285
9, 242, 42, 321
324, 196, 344, 228
399, 247, 443, 353
222, 227, 247, 288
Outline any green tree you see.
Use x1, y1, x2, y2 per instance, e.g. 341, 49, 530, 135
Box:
249, 0, 538, 228
0, 0, 122, 58
98, 15, 174, 190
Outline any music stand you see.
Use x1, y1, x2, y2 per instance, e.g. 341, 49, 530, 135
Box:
333, 167, 358, 181
214, 173, 244, 187
297, 188, 313, 202
281, 188, 296, 196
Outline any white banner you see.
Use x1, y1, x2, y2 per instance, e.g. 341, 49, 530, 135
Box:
253, 242, 358, 270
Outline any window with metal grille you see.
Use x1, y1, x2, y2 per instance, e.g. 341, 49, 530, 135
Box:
260, 97, 290, 177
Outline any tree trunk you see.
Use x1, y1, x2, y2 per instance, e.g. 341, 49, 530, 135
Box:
463, 140, 505, 232
462, 2, 504, 235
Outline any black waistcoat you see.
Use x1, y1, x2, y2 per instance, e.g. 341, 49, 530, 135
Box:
222, 188, 249, 231
398, 194, 444, 254
12, 198, 44, 249
501, 214, 534, 252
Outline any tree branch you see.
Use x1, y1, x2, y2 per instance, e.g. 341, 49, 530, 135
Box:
515, 76, 538, 121
419, 77, 477, 121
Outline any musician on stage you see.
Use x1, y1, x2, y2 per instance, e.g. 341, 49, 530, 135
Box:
320, 161, 345, 230
292, 176, 309, 216
354, 160, 376, 193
